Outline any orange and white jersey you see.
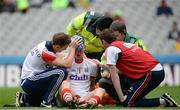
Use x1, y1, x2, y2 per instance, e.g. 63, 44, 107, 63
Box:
21, 41, 57, 79
67, 58, 98, 97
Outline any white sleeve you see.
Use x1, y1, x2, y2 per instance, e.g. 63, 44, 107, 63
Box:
88, 60, 98, 77
106, 46, 122, 65
90, 63, 98, 77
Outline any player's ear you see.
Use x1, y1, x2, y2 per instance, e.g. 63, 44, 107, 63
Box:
54, 45, 60, 49
53, 45, 61, 52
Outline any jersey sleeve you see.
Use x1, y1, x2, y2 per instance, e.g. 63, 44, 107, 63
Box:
91, 66, 98, 77
66, 12, 86, 37
42, 49, 56, 62
88, 59, 98, 77
106, 46, 122, 65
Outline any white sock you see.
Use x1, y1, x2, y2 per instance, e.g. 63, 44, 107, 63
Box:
160, 98, 166, 105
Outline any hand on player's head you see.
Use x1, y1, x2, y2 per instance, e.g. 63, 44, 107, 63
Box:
70, 38, 82, 49
71, 35, 84, 51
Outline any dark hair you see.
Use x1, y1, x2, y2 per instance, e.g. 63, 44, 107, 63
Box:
100, 29, 116, 44
52, 32, 71, 46
110, 20, 127, 35
96, 16, 113, 31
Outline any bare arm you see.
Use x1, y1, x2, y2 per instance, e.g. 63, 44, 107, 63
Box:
89, 59, 99, 91
108, 64, 125, 102
90, 76, 96, 91
49, 39, 81, 68
91, 59, 109, 69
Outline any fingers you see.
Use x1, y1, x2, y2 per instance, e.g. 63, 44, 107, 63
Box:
70, 38, 82, 48
77, 98, 86, 104
75, 37, 82, 45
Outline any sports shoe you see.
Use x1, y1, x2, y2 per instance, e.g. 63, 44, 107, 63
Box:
16, 91, 25, 107
40, 101, 52, 108
67, 99, 78, 109
161, 93, 179, 107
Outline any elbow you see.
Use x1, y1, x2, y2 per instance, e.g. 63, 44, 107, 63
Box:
65, 65, 72, 68
56, 61, 72, 68
64, 63, 72, 68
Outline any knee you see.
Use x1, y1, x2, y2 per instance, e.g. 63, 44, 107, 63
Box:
59, 68, 68, 80
98, 78, 105, 88
122, 99, 135, 107
94, 88, 105, 97
98, 78, 110, 89
61, 80, 69, 86
96, 87, 105, 93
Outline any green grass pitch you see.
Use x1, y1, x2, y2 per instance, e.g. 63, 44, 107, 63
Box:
0, 86, 180, 109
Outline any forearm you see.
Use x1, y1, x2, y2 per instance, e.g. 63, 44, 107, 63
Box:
90, 77, 96, 91
111, 75, 124, 102
65, 48, 76, 67
109, 66, 125, 102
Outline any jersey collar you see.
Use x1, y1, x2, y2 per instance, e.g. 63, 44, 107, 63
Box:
45, 41, 55, 53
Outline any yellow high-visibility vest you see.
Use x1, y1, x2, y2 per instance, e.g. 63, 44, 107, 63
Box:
51, 0, 69, 10
66, 11, 104, 53
16, 0, 29, 11
135, 39, 147, 51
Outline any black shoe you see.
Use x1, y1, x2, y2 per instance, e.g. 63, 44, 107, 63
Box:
67, 99, 78, 109
161, 93, 179, 107
40, 101, 52, 108
16, 91, 25, 107
3, 103, 16, 107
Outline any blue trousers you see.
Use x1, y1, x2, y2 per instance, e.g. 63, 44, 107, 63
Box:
99, 69, 165, 107
21, 67, 68, 106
